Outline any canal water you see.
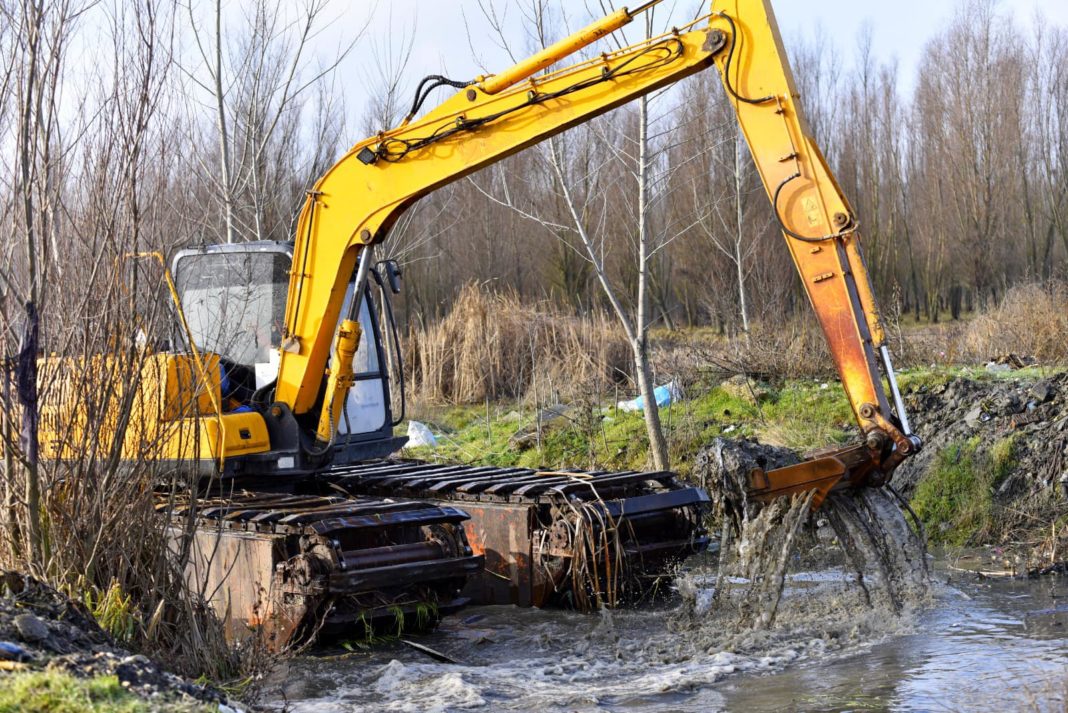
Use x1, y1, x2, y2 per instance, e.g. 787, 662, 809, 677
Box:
264, 559, 1067, 712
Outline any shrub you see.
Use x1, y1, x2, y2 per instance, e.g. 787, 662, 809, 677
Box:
959, 283, 1068, 364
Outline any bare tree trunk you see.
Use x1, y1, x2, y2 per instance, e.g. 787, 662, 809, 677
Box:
635, 93, 669, 470
15, 1, 44, 568
2, 364, 16, 558
212, 0, 235, 243
16, 303, 41, 567
733, 134, 750, 334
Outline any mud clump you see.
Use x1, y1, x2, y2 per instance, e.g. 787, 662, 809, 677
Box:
0, 571, 235, 708
690, 438, 929, 631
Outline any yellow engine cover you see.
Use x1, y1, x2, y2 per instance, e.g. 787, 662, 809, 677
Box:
39, 352, 271, 467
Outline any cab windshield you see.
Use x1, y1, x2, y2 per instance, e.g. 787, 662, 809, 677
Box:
173, 251, 289, 367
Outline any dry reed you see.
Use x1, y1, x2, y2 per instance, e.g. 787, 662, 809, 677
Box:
958, 283, 1068, 365
405, 283, 633, 404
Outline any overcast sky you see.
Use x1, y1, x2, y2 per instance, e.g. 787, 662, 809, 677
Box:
322, 0, 1068, 128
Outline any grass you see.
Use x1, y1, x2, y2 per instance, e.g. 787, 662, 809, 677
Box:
405, 366, 1049, 545
911, 435, 1018, 546
403, 374, 858, 477
0, 671, 214, 713
81, 580, 140, 644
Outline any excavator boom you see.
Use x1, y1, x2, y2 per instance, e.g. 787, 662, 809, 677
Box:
275, 0, 918, 506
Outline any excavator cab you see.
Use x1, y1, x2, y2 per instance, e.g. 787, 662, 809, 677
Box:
171, 243, 406, 465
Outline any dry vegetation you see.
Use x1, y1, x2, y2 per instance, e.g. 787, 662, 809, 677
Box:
405, 283, 633, 404
404, 281, 1068, 405
958, 283, 1068, 364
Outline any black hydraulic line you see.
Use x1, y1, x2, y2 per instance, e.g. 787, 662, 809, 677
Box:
715, 12, 774, 105
403, 74, 476, 125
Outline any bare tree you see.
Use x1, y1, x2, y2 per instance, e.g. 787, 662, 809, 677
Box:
181, 0, 363, 243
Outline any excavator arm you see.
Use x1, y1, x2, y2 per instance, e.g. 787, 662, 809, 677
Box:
705, 0, 922, 506
276, 0, 919, 506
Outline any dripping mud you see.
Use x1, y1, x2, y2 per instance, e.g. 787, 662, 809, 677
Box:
261, 441, 1066, 712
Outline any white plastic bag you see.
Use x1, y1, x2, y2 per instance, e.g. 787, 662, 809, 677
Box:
406, 420, 438, 448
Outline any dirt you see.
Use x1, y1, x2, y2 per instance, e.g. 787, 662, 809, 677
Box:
0, 570, 238, 710
895, 370, 1068, 562
895, 371, 1068, 496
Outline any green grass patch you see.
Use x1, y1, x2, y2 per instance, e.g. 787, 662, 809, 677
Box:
911, 435, 1017, 546
897, 364, 1065, 392
0, 670, 212, 713
403, 377, 857, 477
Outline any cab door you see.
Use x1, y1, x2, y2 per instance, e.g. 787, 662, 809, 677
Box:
332, 277, 407, 462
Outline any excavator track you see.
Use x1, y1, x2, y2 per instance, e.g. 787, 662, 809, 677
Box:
321, 460, 710, 610
158, 490, 482, 650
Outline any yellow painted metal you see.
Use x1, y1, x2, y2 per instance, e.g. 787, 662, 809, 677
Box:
275, 14, 721, 417
126, 252, 232, 465
38, 353, 270, 465
38, 252, 271, 469
480, 8, 634, 95
315, 318, 362, 443
707, 0, 894, 434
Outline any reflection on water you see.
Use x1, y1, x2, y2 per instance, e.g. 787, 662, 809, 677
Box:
264, 561, 1067, 712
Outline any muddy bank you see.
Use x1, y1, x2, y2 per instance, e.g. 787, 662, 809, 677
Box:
0, 571, 239, 711
895, 370, 1068, 561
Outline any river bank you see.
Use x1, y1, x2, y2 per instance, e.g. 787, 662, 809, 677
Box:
406, 365, 1068, 566
0, 571, 240, 713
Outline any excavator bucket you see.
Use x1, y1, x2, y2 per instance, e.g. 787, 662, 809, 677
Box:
747, 443, 882, 510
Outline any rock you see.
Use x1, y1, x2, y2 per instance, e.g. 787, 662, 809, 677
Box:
509, 404, 574, 450
1, 571, 231, 708
1030, 380, 1055, 404
14, 613, 49, 643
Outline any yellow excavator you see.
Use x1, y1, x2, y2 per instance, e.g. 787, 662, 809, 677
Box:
39, 0, 920, 648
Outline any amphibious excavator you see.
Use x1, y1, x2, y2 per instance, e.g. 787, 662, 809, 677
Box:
39, 0, 920, 649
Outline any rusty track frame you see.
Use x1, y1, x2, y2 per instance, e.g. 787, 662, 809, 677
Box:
322, 460, 710, 610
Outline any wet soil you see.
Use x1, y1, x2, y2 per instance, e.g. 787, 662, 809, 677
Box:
0, 571, 235, 709
896, 371, 1068, 563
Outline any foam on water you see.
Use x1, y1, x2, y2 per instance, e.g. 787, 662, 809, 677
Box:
266, 441, 950, 712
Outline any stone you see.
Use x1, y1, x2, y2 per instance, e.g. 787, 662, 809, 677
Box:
720, 375, 772, 405
1030, 380, 1055, 404
13, 613, 49, 643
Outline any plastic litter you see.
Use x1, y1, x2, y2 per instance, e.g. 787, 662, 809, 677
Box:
406, 420, 437, 448
616, 381, 682, 412
0, 641, 32, 662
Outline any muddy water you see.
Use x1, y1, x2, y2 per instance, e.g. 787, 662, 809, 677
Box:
263, 560, 1068, 712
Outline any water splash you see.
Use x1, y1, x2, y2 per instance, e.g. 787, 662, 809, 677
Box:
693, 438, 930, 631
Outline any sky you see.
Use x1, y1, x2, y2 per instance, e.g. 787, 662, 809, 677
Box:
326, 0, 1068, 126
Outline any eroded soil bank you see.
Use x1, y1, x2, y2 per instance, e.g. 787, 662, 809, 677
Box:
0, 571, 238, 712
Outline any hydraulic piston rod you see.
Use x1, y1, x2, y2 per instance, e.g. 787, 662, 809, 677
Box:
480, 1, 663, 95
